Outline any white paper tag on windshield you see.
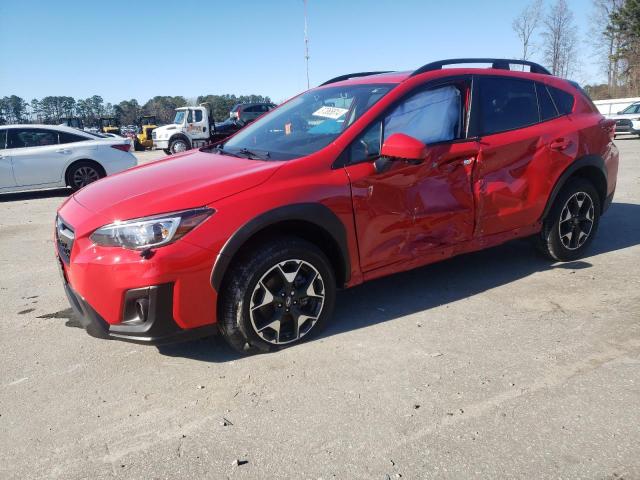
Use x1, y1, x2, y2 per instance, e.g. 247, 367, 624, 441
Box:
312, 106, 349, 120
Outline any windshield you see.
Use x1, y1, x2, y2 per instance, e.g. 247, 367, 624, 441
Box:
221, 84, 392, 160
621, 103, 640, 114
173, 111, 186, 124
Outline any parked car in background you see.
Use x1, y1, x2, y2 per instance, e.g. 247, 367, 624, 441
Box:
55, 58, 618, 354
0, 124, 136, 193
230, 102, 277, 123
605, 101, 640, 137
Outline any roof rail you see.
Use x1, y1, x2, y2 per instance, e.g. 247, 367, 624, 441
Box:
410, 58, 551, 77
320, 71, 394, 86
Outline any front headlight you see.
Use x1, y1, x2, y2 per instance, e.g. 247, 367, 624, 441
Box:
90, 208, 213, 250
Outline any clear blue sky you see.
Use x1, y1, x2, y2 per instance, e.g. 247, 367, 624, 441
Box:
0, 0, 599, 105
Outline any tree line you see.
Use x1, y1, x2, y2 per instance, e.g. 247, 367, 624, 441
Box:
0, 93, 272, 127
512, 0, 640, 99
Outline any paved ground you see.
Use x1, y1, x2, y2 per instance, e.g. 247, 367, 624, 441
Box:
1, 141, 639, 479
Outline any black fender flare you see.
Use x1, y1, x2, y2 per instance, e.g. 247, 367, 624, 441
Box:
541, 155, 608, 219
210, 203, 351, 291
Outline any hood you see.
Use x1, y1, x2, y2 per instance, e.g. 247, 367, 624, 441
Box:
154, 124, 178, 134
73, 150, 281, 220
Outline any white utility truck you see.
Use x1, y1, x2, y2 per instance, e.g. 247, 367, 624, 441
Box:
152, 104, 242, 155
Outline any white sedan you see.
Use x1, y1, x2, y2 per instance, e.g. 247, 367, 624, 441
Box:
0, 124, 137, 194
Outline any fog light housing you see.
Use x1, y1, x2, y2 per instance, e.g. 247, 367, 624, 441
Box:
122, 287, 155, 326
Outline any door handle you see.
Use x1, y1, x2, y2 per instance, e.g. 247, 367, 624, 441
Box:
549, 138, 572, 151
434, 156, 475, 170
55, 148, 70, 154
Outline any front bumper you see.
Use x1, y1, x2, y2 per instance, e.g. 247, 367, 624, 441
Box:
153, 139, 169, 149
60, 268, 215, 344
55, 198, 220, 344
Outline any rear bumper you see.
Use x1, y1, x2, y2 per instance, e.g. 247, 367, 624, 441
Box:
603, 190, 615, 214
60, 266, 216, 344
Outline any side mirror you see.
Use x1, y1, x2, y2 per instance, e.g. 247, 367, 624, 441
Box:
380, 133, 427, 163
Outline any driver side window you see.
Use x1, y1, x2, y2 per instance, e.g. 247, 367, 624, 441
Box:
348, 84, 463, 164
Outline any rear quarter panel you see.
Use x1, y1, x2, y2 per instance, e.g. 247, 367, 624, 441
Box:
92, 144, 137, 175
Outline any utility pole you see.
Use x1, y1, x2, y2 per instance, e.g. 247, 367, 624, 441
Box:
304, 0, 310, 89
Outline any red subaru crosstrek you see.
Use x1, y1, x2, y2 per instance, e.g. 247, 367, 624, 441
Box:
55, 58, 619, 353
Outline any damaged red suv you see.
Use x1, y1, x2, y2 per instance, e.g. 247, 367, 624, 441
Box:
55, 58, 618, 353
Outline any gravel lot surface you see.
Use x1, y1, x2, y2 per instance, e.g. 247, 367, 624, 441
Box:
1, 141, 639, 479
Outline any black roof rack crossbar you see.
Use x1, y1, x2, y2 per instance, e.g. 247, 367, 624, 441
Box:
410, 58, 551, 77
320, 71, 394, 86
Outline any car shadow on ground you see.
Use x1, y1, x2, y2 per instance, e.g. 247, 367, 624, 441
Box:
145, 202, 640, 362
0, 188, 70, 202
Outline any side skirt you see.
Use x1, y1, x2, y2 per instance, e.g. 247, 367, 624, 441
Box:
362, 222, 541, 282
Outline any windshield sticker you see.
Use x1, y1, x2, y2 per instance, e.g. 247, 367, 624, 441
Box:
312, 106, 349, 120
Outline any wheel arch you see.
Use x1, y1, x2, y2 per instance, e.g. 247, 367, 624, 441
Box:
541, 155, 608, 219
64, 159, 106, 186
169, 133, 191, 149
211, 203, 351, 291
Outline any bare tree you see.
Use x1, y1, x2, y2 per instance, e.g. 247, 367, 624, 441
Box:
542, 0, 579, 77
512, 0, 544, 61
589, 0, 625, 96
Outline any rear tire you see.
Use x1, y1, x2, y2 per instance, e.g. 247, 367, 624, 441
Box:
218, 237, 336, 354
134, 139, 145, 151
66, 161, 104, 192
536, 178, 601, 261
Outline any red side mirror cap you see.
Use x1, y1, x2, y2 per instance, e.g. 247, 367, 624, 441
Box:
381, 133, 427, 161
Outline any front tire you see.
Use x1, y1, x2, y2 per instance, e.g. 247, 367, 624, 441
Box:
219, 237, 336, 354
66, 161, 104, 191
536, 178, 601, 261
169, 137, 189, 154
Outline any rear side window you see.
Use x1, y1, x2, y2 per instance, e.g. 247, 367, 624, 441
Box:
8, 128, 59, 148
0, 129, 6, 149
59, 131, 89, 144
548, 86, 574, 115
536, 83, 559, 121
194, 110, 203, 122
478, 77, 539, 135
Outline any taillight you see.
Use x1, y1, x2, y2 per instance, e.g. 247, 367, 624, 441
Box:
111, 143, 131, 152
